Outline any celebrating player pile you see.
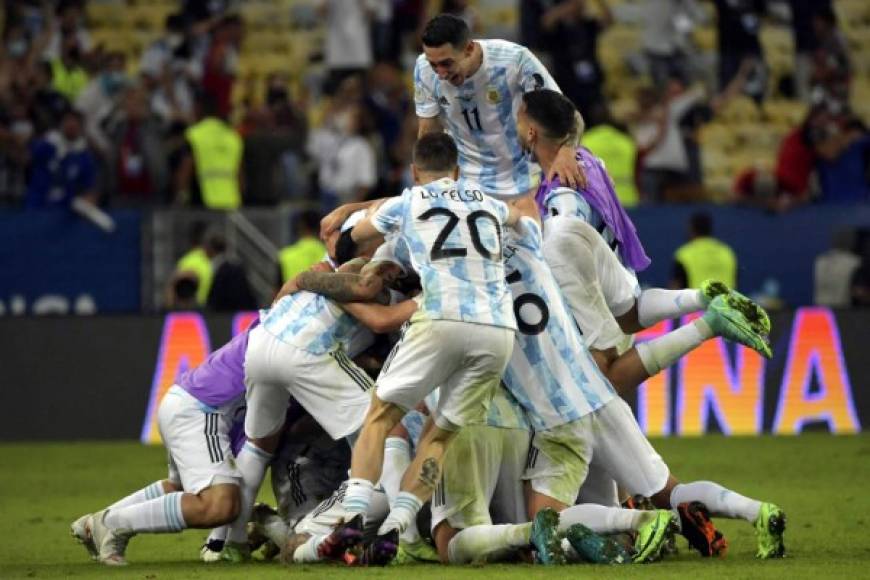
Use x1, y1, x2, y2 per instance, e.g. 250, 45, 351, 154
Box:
71, 13, 785, 569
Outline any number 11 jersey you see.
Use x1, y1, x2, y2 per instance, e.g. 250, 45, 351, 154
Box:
371, 177, 516, 330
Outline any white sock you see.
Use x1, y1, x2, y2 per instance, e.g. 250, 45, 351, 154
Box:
227, 442, 273, 543
342, 478, 375, 516
380, 437, 411, 506
637, 288, 705, 327
636, 318, 713, 375
558, 504, 657, 534
377, 491, 422, 535
447, 523, 531, 564
105, 492, 186, 533
206, 525, 228, 544
293, 534, 326, 563
106, 481, 166, 511
261, 513, 290, 546
670, 481, 762, 523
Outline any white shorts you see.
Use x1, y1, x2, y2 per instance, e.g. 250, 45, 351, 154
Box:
523, 420, 592, 507
376, 316, 514, 431
576, 468, 620, 507
431, 425, 530, 531
157, 386, 242, 494
543, 217, 640, 351
526, 398, 669, 501
294, 484, 390, 541
244, 325, 373, 440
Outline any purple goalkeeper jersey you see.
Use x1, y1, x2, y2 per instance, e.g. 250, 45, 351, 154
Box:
535, 146, 651, 272
177, 323, 255, 409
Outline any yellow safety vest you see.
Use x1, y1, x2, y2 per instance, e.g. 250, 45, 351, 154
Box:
279, 237, 327, 283
176, 247, 213, 305
50, 59, 89, 101
583, 125, 639, 208
185, 118, 243, 210
675, 237, 737, 290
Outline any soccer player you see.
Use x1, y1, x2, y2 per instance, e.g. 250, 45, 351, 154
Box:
516, 89, 772, 365
313, 132, 520, 566
70, 326, 253, 566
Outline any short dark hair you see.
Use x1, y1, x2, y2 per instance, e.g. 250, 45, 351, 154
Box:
522, 90, 576, 141
334, 229, 358, 266
413, 133, 458, 172
690, 212, 713, 236
421, 14, 470, 49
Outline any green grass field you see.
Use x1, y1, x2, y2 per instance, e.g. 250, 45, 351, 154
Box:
2, 434, 869, 579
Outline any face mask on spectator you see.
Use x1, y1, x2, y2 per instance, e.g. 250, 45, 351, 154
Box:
7, 39, 28, 58
167, 33, 183, 50
101, 72, 127, 95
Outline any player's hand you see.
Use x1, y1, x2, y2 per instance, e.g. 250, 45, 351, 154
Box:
549, 145, 587, 189
308, 261, 334, 273
320, 206, 354, 240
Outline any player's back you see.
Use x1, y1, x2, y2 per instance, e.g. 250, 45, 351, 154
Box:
259, 291, 373, 357
375, 176, 515, 329
502, 218, 616, 430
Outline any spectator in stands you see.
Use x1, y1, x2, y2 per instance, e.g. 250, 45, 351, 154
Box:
814, 228, 860, 307
205, 230, 258, 312
734, 105, 826, 211
24, 107, 97, 208
814, 117, 870, 203
319, 0, 377, 93
175, 93, 244, 210
787, 0, 832, 101
27, 61, 69, 136
46, 31, 88, 102
201, 14, 243, 119
365, 63, 410, 186
42, 0, 92, 62
582, 103, 639, 207
809, 5, 851, 108
671, 211, 737, 290
712, 0, 767, 103
0, 100, 31, 204
540, 0, 612, 116
439, 0, 481, 33
520, 0, 554, 52
103, 84, 170, 205
307, 101, 378, 209
76, 51, 128, 157
165, 271, 201, 310
175, 221, 213, 306
642, 0, 704, 90
277, 210, 327, 285
139, 13, 188, 82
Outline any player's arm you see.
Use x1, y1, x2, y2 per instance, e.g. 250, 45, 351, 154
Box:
295, 267, 386, 303
417, 115, 443, 137
339, 298, 418, 334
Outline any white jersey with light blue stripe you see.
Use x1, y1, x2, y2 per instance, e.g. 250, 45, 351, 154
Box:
544, 187, 619, 255
371, 177, 516, 330
502, 217, 616, 430
259, 292, 374, 356
414, 39, 560, 199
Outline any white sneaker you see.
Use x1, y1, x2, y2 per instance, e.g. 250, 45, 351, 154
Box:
88, 509, 134, 566
70, 513, 98, 560
200, 542, 224, 563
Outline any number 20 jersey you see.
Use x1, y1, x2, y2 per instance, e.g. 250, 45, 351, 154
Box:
371, 177, 516, 330
501, 217, 616, 430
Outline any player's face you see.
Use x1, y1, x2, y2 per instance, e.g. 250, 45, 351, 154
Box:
516, 104, 535, 153
424, 42, 473, 86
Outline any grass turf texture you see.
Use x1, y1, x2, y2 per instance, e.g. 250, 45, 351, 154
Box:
1, 434, 868, 579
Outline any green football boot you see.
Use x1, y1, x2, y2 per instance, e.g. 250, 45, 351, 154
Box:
633, 510, 678, 563
565, 524, 631, 564
530, 507, 564, 565
700, 279, 771, 336
703, 295, 772, 359
220, 541, 252, 563
755, 503, 786, 559
391, 538, 440, 564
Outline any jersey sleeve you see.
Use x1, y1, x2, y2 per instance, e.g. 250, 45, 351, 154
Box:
516, 46, 560, 93
548, 187, 592, 223
371, 194, 406, 235
413, 56, 440, 118
514, 216, 543, 252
